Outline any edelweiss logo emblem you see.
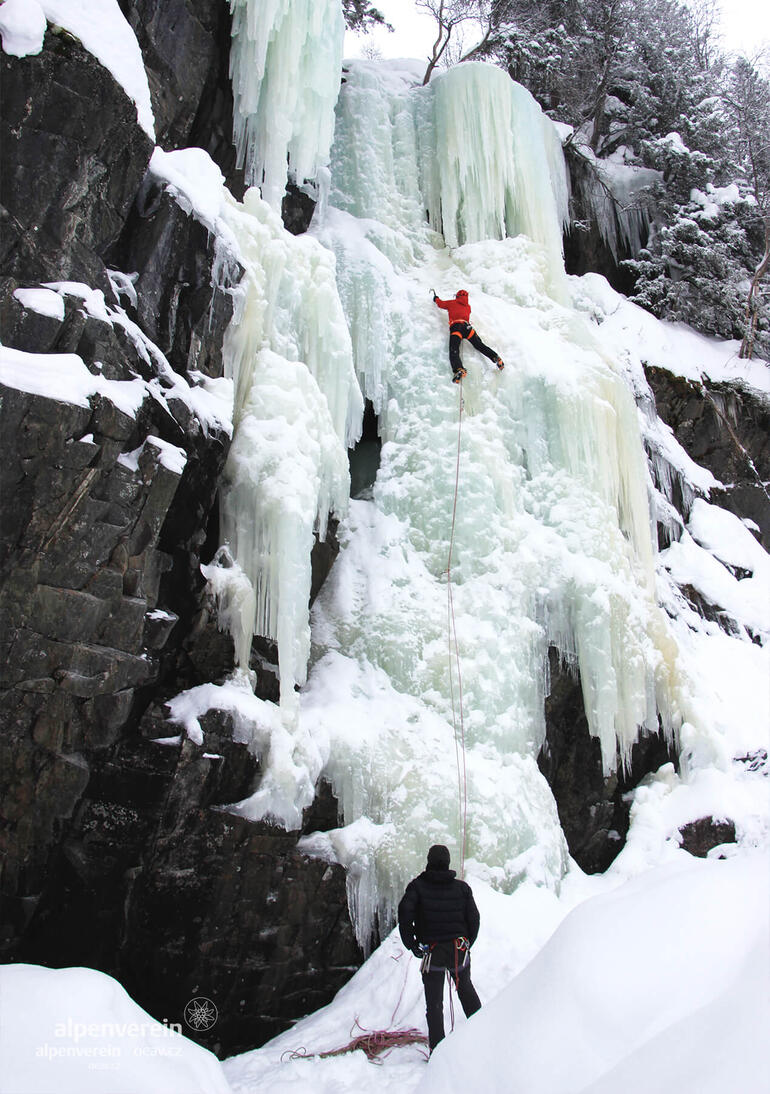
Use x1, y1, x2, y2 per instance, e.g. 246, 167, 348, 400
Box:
183, 996, 218, 1031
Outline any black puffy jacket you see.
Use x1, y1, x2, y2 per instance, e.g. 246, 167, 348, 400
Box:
397, 868, 480, 951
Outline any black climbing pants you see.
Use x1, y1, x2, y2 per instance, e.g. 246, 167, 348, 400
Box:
422, 959, 482, 1052
449, 321, 499, 375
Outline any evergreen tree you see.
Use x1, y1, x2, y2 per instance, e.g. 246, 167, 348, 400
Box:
342, 0, 389, 34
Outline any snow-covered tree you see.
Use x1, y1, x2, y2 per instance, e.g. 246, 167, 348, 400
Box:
625, 56, 770, 360
724, 56, 770, 358
469, 0, 769, 359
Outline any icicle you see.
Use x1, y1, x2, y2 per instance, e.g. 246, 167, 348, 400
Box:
422, 64, 569, 295
214, 187, 362, 712
229, 0, 345, 208
570, 148, 660, 262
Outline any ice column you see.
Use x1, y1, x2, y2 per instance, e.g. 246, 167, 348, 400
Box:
325, 61, 570, 290
229, 0, 345, 208
421, 63, 570, 292
217, 189, 362, 713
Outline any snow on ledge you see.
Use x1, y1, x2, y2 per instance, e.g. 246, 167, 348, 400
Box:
8, 280, 234, 437
149, 148, 226, 235
13, 287, 66, 322
575, 272, 770, 398
117, 436, 188, 476
0, 345, 147, 416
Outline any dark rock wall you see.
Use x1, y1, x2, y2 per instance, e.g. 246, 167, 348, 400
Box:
0, 6, 361, 1058
119, 0, 246, 196
645, 367, 770, 549
1, 29, 153, 290
538, 650, 679, 873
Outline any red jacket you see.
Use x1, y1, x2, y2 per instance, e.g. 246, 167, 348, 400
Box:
435, 293, 471, 325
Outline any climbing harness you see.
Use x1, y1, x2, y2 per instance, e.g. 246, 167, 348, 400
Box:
417, 936, 471, 1037
421, 937, 469, 981
450, 321, 477, 341
446, 384, 469, 879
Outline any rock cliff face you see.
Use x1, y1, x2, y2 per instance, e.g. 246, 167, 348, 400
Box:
538, 649, 679, 874
645, 368, 770, 550
0, 4, 360, 1058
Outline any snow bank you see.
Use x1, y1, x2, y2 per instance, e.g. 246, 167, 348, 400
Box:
0, 964, 232, 1094
0, 0, 155, 139
224, 835, 769, 1094
418, 854, 769, 1094
575, 271, 770, 396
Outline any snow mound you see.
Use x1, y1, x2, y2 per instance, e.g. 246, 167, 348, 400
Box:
418, 853, 769, 1094
0, 964, 232, 1094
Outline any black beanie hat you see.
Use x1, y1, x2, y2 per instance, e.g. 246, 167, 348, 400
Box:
427, 844, 451, 870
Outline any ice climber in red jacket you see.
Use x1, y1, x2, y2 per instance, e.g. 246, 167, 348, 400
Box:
433, 289, 504, 383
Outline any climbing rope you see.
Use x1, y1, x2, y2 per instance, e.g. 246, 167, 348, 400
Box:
281, 1020, 429, 1064
281, 950, 430, 1065
446, 384, 469, 879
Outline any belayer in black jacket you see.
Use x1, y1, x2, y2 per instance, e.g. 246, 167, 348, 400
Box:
397, 844, 482, 1052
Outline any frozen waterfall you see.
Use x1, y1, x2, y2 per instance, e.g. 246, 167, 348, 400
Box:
206, 0, 360, 734
303, 61, 682, 946
213, 45, 689, 947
